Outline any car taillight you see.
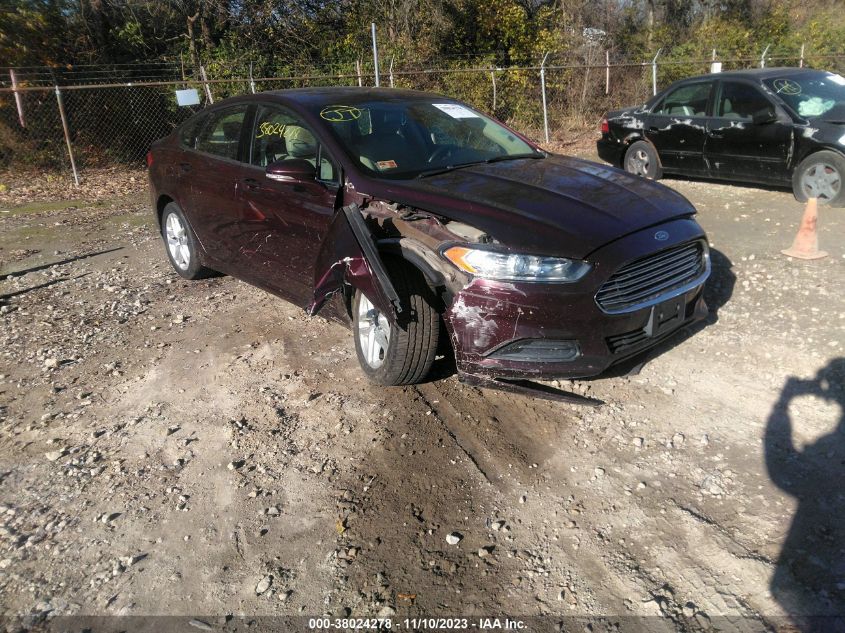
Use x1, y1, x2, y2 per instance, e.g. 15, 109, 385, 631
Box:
600, 117, 609, 134
146, 151, 154, 168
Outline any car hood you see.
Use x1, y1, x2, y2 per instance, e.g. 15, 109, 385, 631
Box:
358, 155, 697, 259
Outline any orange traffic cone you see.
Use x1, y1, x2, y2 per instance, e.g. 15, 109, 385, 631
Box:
782, 197, 828, 260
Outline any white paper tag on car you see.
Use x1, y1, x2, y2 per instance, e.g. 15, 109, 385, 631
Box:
827, 73, 845, 86
432, 103, 479, 118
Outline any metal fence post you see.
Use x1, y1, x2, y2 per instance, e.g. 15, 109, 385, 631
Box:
540, 52, 550, 144
54, 86, 80, 187
389, 56, 394, 88
605, 50, 610, 95
371, 23, 380, 87
356, 59, 362, 87
10, 69, 25, 127
651, 48, 662, 96
249, 62, 256, 94
199, 65, 214, 103
760, 44, 770, 69
799, 43, 805, 68
491, 67, 497, 111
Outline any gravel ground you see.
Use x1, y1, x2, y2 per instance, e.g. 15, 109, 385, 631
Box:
0, 160, 843, 633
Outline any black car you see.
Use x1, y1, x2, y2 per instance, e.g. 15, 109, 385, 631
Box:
597, 68, 845, 206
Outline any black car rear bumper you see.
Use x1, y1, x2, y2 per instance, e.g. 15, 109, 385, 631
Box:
597, 138, 625, 167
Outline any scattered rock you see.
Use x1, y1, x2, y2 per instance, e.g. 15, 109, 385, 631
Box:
255, 575, 272, 595
446, 532, 463, 545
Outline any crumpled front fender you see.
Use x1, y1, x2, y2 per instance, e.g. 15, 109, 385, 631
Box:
308, 204, 402, 319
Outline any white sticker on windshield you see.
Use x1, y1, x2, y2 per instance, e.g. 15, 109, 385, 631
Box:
432, 103, 479, 118
827, 73, 845, 86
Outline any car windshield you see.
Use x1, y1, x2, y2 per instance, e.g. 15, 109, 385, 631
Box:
311, 100, 541, 179
764, 72, 845, 120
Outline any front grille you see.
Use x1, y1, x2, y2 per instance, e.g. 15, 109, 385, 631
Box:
606, 329, 650, 354
596, 241, 708, 313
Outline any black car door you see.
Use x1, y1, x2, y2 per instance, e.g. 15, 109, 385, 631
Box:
645, 80, 713, 175
704, 80, 793, 184
235, 102, 340, 307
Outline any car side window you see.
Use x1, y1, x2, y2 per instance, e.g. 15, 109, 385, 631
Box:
251, 105, 318, 168
654, 82, 713, 117
195, 107, 247, 160
717, 82, 773, 120
317, 146, 340, 184
179, 114, 205, 149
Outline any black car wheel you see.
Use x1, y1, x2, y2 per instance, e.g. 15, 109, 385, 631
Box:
624, 141, 662, 180
352, 258, 439, 386
161, 202, 212, 279
793, 151, 845, 207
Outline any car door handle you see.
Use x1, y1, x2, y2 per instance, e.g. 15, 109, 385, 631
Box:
708, 131, 724, 139
243, 178, 260, 192
178, 162, 192, 173
648, 126, 659, 133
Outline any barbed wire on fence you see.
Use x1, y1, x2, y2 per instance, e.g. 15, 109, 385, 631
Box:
1, 50, 844, 184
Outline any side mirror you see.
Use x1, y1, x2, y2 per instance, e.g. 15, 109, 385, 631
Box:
266, 159, 316, 183
752, 107, 777, 125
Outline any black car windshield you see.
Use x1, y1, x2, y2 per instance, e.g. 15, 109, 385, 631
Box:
311, 100, 541, 179
764, 72, 845, 120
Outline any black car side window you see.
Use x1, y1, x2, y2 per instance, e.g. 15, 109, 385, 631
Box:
251, 105, 318, 168
654, 82, 713, 117
195, 107, 248, 160
717, 82, 773, 120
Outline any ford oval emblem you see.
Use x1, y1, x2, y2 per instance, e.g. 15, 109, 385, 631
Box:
654, 230, 669, 241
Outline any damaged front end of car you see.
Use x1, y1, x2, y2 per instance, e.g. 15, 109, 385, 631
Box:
307, 199, 610, 405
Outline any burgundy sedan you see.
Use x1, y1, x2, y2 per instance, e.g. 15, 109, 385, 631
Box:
148, 88, 710, 400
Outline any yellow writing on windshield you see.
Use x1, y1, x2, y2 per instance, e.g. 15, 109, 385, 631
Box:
320, 105, 362, 122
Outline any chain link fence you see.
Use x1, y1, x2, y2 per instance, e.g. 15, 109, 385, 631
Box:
2, 50, 845, 184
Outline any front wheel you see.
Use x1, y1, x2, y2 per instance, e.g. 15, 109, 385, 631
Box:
792, 150, 845, 207
352, 260, 440, 386
624, 140, 662, 180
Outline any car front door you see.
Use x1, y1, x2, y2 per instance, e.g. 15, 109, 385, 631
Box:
645, 81, 713, 175
704, 80, 793, 184
236, 103, 340, 306
186, 104, 251, 266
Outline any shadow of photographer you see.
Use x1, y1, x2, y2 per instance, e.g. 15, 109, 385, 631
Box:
765, 357, 845, 632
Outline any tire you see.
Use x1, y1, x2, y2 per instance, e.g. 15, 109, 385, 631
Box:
160, 202, 212, 279
352, 258, 440, 386
624, 140, 663, 180
792, 150, 845, 207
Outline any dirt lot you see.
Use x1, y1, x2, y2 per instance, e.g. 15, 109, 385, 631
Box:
0, 157, 843, 633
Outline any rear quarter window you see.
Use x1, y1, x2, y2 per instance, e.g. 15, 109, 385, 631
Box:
178, 115, 206, 149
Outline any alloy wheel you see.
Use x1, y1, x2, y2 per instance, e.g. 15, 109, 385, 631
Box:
165, 212, 191, 271
801, 162, 841, 202
627, 149, 650, 177
357, 294, 391, 369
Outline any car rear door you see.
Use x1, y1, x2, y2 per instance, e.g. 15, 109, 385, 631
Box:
645, 80, 713, 175
187, 104, 252, 266
704, 79, 793, 184
236, 102, 340, 307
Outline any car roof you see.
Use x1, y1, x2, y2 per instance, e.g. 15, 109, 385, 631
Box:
257, 86, 455, 107
683, 67, 830, 82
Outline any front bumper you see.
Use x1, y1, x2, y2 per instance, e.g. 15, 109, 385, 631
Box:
443, 218, 710, 380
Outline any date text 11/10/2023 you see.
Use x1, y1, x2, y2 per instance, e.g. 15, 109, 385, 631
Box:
307, 617, 528, 630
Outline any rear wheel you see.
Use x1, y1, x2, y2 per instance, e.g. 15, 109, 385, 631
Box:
792, 150, 845, 207
352, 259, 440, 386
624, 140, 662, 180
161, 202, 212, 279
